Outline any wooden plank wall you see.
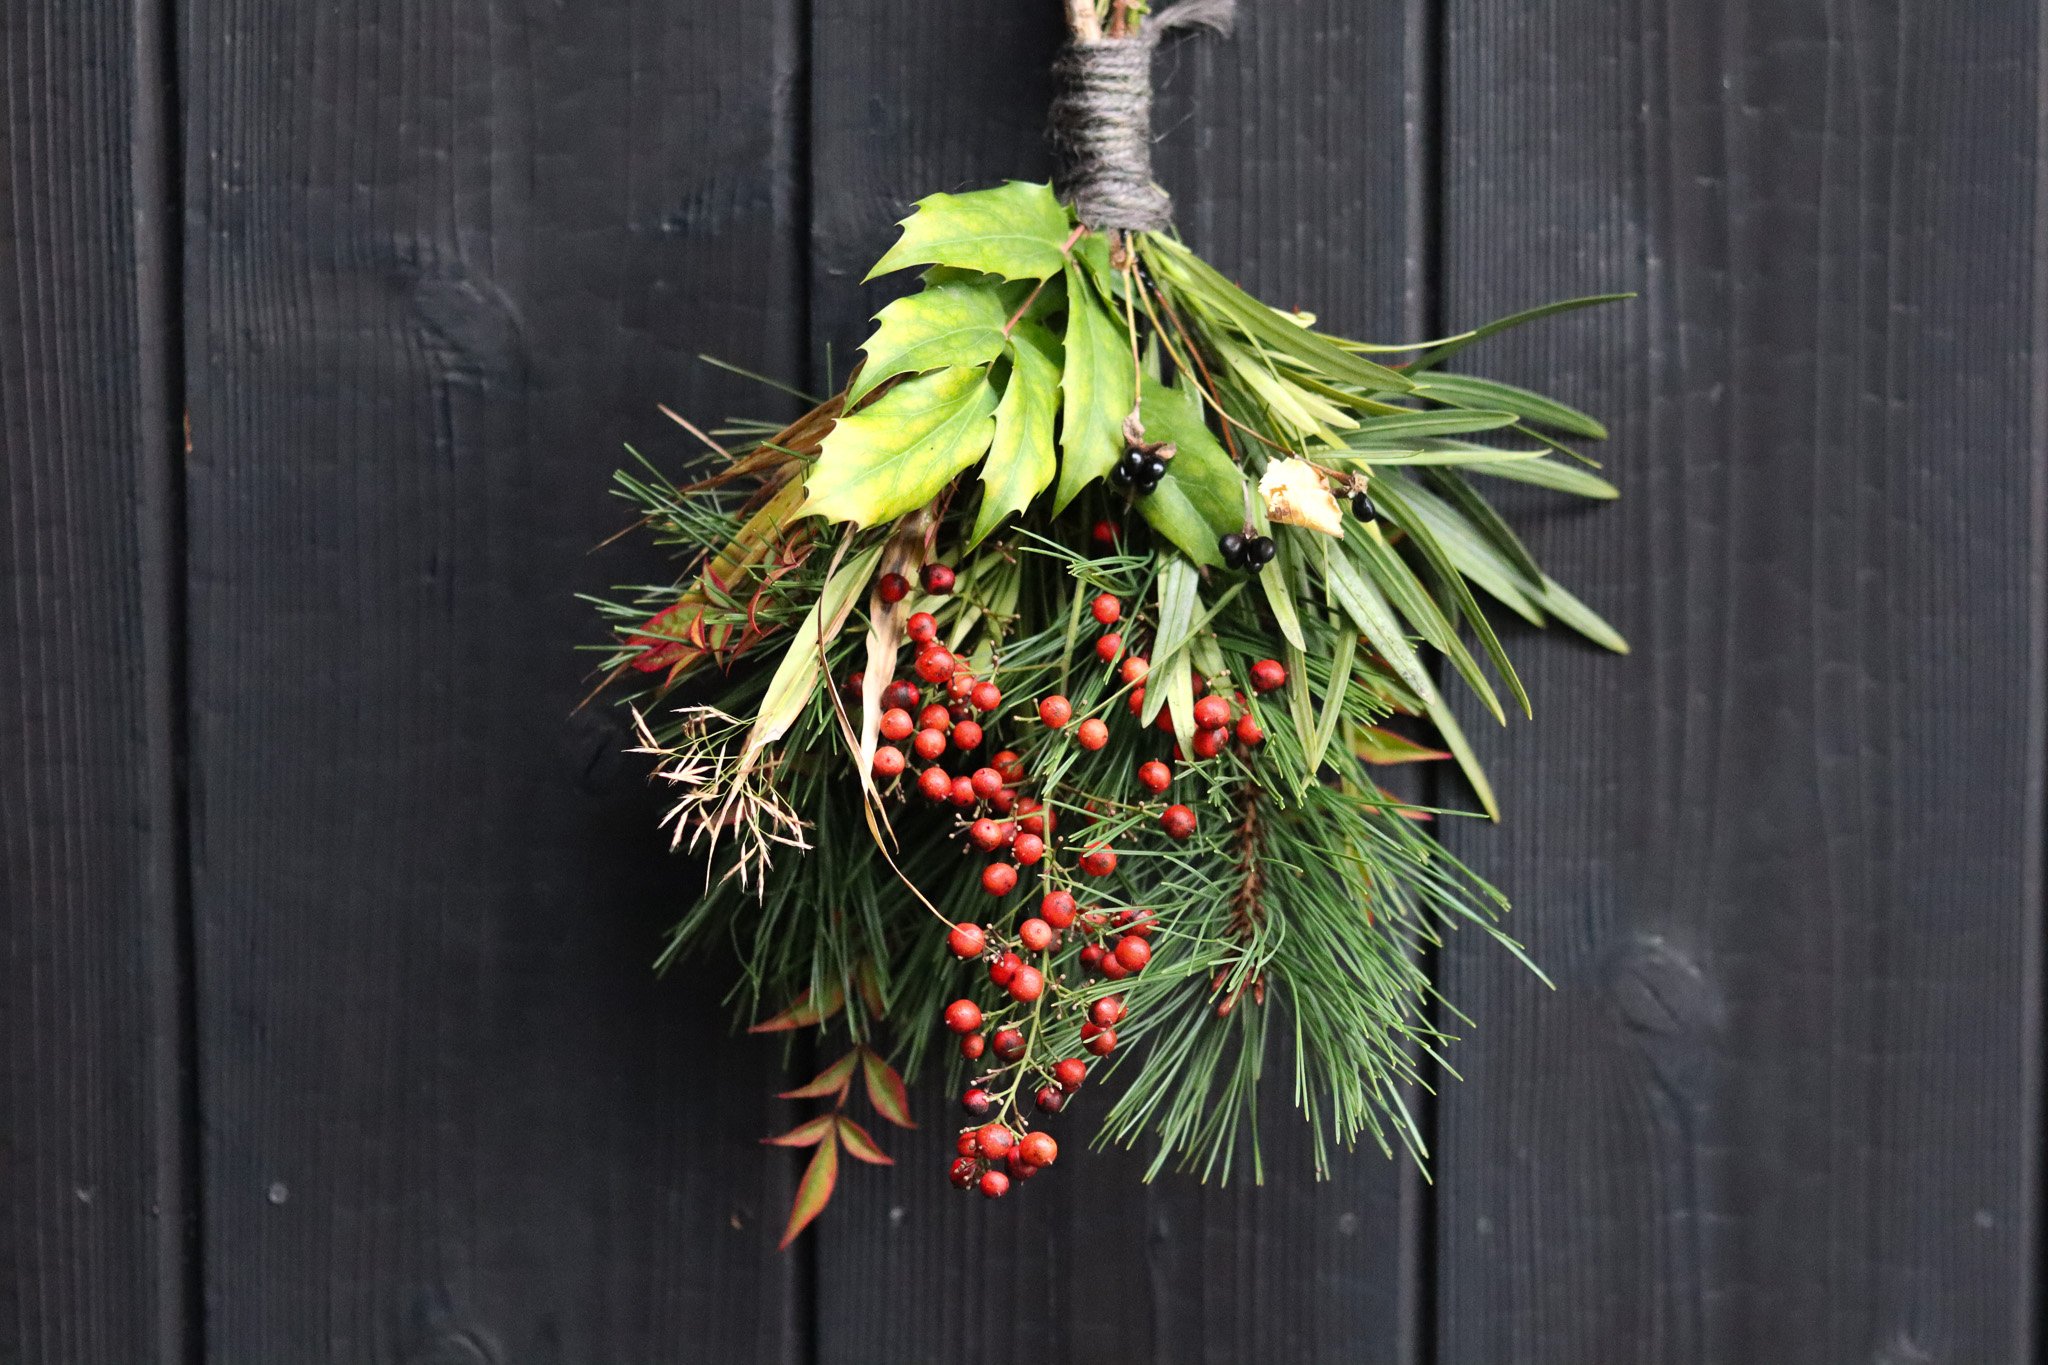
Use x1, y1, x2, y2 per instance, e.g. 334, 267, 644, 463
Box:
1, 2, 2041, 1362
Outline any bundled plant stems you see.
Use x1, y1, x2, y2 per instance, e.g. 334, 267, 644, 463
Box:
591, 0, 1626, 1244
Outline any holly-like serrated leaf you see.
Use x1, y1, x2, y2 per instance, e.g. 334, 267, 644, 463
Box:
805, 367, 998, 526
859, 1049, 916, 1129
868, 181, 1073, 283
779, 1135, 839, 1249
778, 1049, 859, 1101
847, 282, 1010, 406
1053, 264, 1135, 512
761, 1114, 836, 1148
1132, 373, 1245, 566
835, 1117, 894, 1165
970, 326, 1061, 546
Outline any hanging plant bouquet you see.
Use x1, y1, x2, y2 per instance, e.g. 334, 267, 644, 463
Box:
590, 0, 1626, 1244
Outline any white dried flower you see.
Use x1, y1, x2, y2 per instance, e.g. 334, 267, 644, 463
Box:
1258, 458, 1345, 537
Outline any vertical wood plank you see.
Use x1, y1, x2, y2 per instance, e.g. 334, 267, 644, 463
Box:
0, 1, 190, 1360
806, 6, 1428, 1361
1434, 2, 2046, 1360
182, 2, 807, 1357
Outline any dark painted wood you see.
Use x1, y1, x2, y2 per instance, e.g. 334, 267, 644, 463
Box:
0, 1, 190, 1361
1434, 2, 2046, 1361
180, 1, 807, 1358
807, 6, 1428, 1362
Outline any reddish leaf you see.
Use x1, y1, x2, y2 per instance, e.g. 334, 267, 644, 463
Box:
748, 982, 846, 1033
627, 602, 692, 673
779, 1134, 840, 1249
779, 1050, 858, 1102
853, 960, 887, 1021
1374, 785, 1435, 821
835, 1116, 893, 1166
1353, 726, 1451, 766
859, 1049, 916, 1129
760, 1114, 835, 1148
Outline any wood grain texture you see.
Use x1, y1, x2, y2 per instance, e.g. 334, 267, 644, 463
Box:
807, 5, 1429, 1361
0, 1, 189, 1361
180, 1, 807, 1358
1433, 2, 2047, 1361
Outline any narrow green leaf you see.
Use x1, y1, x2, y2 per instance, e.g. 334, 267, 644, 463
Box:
1054, 264, 1136, 511
1412, 668, 1499, 820
1467, 456, 1620, 499
1347, 409, 1519, 441
868, 181, 1072, 283
1261, 527, 1307, 651
1372, 481, 1529, 717
805, 367, 998, 526
742, 545, 883, 763
969, 326, 1061, 545
1323, 541, 1431, 699
1392, 480, 1548, 624
1305, 630, 1355, 773
1422, 470, 1547, 584
847, 282, 1009, 405
779, 1134, 840, 1248
1412, 372, 1609, 440
1413, 293, 1634, 371
1146, 557, 1201, 753
1332, 447, 1547, 467
1536, 574, 1629, 654
1352, 528, 1504, 724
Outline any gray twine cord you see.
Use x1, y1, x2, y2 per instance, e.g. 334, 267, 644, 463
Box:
1050, 0, 1237, 232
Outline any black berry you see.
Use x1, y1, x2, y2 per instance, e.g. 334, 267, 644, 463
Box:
1218, 532, 1247, 567
1351, 490, 1377, 522
1250, 536, 1278, 565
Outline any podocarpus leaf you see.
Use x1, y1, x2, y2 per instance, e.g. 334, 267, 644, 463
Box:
1134, 372, 1245, 566
1467, 454, 1620, 499
1323, 540, 1431, 699
1345, 408, 1519, 443
970, 325, 1061, 546
1145, 556, 1202, 754
1412, 291, 1634, 370
1054, 263, 1135, 511
741, 543, 882, 766
867, 181, 1073, 283
847, 282, 1011, 406
1410, 372, 1609, 440
805, 367, 998, 526
779, 1135, 839, 1248
859, 1049, 916, 1129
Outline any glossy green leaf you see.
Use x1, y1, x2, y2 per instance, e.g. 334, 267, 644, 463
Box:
1411, 372, 1609, 440
847, 282, 1009, 406
1371, 481, 1528, 717
970, 326, 1061, 546
1423, 469, 1547, 584
805, 367, 998, 526
1352, 528, 1504, 724
779, 1133, 839, 1248
1411, 667, 1499, 820
1412, 292, 1634, 371
1323, 541, 1431, 700
1261, 527, 1307, 651
1467, 455, 1620, 499
1347, 409, 1518, 441
1535, 574, 1629, 654
868, 181, 1072, 283
1053, 264, 1135, 511
1132, 373, 1245, 566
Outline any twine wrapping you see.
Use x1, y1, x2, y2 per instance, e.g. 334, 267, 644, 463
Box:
1050, 0, 1237, 232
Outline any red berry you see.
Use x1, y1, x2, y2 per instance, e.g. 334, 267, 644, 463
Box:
952, 720, 984, 750
947, 922, 986, 958
971, 681, 1002, 712
1015, 798, 1049, 837
982, 862, 1018, 896
906, 611, 938, 644
989, 951, 1021, 986
873, 745, 906, 778
1055, 1057, 1089, 1091
950, 776, 977, 807
961, 1032, 986, 1060
921, 563, 956, 595
978, 1169, 1011, 1199
1137, 760, 1171, 793
947, 672, 977, 701
970, 767, 1004, 800
1090, 996, 1125, 1027
993, 750, 1025, 782
1091, 593, 1122, 625
1007, 964, 1044, 1002
944, 999, 983, 1034
1012, 831, 1046, 865
916, 648, 956, 684
1018, 917, 1055, 951
956, 1131, 980, 1157
992, 1027, 1027, 1062
1155, 705, 1176, 733
1035, 1084, 1067, 1113
1079, 844, 1117, 877
961, 1087, 995, 1119
1040, 890, 1077, 928
1193, 726, 1228, 759
1019, 1132, 1058, 1168
918, 767, 954, 801
1091, 519, 1119, 546
1079, 944, 1105, 970
1161, 804, 1196, 839
1193, 695, 1231, 730
1250, 658, 1287, 693
950, 1155, 980, 1188
913, 728, 947, 762
1127, 686, 1147, 717
878, 572, 909, 604
881, 708, 915, 742
883, 678, 920, 711
969, 818, 1008, 852
1084, 1027, 1118, 1056
976, 1123, 1014, 1158
1096, 633, 1123, 662
1099, 952, 1130, 980
1038, 695, 1072, 728
1114, 936, 1151, 972
990, 788, 1017, 814
1005, 1147, 1039, 1181
1236, 712, 1264, 745
1076, 717, 1109, 751
1121, 656, 1149, 684
1117, 908, 1156, 938
918, 703, 950, 731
